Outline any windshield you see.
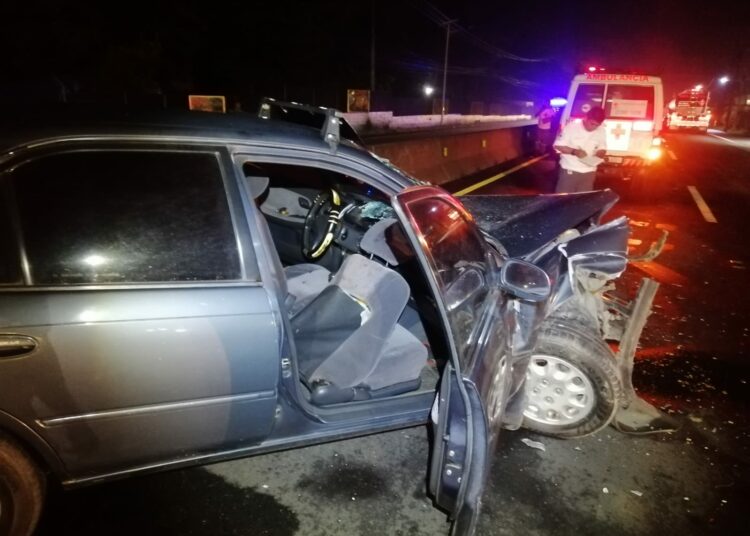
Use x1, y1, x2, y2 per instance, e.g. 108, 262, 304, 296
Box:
570, 84, 605, 118
404, 196, 490, 365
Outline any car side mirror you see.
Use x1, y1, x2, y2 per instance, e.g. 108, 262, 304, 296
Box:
500, 259, 551, 302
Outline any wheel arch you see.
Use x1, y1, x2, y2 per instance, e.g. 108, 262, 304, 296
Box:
0, 410, 66, 482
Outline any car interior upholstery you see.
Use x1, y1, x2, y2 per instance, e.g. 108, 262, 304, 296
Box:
244, 164, 443, 405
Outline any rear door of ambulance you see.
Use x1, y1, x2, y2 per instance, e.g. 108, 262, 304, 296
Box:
600, 80, 662, 164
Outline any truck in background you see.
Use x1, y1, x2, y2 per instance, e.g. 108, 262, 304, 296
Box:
665, 87, 710, 132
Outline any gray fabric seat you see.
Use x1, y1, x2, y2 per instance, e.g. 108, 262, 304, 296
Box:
291, 254, 427, 405
284, 263, 331, 316
359, 217, 400, 266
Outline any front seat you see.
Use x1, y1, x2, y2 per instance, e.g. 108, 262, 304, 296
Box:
244, 175, 333, 315
290, 253, 427, 405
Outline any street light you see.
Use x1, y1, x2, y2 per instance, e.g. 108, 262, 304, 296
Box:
704, 75, 731, 128
423, 84, 435, 97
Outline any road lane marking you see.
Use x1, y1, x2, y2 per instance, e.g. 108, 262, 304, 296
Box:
668, 149, 677, 160
452, 154, 547, 196
709, 133, 740, 145
687, 185, 718, 223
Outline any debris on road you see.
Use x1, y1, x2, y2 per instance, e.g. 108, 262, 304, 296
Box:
603, 487, 610, 494
630, 490, 644, 497
520, 438, 546, 451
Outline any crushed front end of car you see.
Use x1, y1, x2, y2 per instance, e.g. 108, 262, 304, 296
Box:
459, 190, 676, 437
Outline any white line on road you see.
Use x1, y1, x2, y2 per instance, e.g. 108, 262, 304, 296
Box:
710, 133, 740, 145
668, 149, 678, 160
687, 186, 718, 223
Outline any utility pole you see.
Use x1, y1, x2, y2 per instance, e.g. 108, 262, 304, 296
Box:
370, 0, 376, 94
440, 19, 457, 124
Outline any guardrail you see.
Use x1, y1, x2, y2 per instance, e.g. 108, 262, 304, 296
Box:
347, 112, 537, 185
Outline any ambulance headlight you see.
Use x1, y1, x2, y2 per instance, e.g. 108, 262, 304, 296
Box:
647, 147, 662, 160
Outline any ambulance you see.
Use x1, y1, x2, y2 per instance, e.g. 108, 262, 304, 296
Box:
560, 70, 664, 172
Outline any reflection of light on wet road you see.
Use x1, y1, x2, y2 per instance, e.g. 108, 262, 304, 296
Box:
634, 344, 689, 360
631, 261, 689, 286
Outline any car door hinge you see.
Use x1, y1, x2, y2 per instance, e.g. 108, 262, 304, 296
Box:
443, 463, 463, 484
281, 357, 292, 378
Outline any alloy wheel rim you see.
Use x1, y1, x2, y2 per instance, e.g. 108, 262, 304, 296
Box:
524, 354, 595, 426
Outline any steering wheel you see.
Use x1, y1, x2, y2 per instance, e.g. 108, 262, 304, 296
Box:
302, 188, 343, 260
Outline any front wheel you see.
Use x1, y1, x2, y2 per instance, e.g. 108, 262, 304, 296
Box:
0, 436, 45, 536
522, 319, 625, 438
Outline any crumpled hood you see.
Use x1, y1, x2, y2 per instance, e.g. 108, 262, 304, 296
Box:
458, 189, 620, 259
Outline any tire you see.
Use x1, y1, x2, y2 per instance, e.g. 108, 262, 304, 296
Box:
522, 318, 625, 438
0, 436, 45, 536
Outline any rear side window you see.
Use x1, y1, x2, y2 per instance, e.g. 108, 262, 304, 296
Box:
0, 181, 22, 284
604, 84, 655, 119
570, 84, 604, 118
10, 150, 241, 285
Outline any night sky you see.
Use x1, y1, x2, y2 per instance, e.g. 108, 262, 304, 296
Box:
2, 0, 747, 112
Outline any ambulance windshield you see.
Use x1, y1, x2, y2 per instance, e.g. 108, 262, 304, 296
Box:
570, 84, 604, 118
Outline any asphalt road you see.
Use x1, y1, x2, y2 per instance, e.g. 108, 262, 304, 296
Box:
34, 131, 749, 535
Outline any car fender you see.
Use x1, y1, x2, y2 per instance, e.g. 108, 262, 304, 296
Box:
0, 409, 67, 480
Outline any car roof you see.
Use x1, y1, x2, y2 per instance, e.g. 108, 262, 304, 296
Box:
0, 104, 351, 153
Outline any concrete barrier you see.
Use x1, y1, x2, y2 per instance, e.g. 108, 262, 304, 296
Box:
361, 120, 537, 186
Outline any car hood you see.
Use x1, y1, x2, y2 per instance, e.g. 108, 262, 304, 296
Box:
458, 189, 619, 259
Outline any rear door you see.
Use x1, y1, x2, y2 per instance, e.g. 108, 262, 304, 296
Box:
602, 83, 657, 155
0, 144, 280, 478
392, 186, 511, 535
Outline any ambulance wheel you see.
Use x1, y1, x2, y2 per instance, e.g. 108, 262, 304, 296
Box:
522, 319, 624, 438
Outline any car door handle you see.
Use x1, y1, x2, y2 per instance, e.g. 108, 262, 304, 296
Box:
0, 335, 38, 359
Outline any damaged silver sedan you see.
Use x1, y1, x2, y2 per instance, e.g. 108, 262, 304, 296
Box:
0, 100, 663, 536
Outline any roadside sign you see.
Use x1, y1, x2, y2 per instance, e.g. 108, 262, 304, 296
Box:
188, 95, 226, 113
347, 90, 370, 112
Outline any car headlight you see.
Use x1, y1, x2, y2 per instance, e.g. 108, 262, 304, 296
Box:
647, 147, 662, 160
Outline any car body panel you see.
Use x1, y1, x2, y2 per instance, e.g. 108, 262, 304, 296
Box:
0, 286, 280, 476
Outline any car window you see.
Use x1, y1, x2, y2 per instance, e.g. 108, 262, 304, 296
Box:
570, 84, 605, 118
404, 196, 489, 363
10, 150, 241, 285
604, 84, 654, 120
0, 180, 22, 284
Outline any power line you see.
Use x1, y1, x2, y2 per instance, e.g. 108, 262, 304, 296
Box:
395, 57, 540, 87
410, 0, 548, 63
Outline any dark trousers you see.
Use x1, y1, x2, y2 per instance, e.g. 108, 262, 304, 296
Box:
556, 167, 596, 193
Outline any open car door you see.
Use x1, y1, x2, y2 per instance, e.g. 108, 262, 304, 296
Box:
392, 186, 550, 535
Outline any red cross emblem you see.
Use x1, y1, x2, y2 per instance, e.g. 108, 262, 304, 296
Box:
610, 123, 627, 139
